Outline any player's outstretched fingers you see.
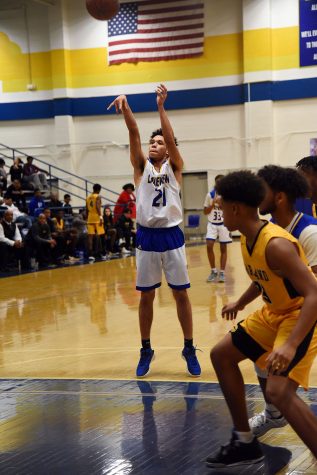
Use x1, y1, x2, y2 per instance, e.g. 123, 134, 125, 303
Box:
107, 100, 115, 111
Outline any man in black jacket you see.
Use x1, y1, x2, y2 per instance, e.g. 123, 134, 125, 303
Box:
116, 207, 136, 253
0, 210, 29, 271
25, 213, 56, 268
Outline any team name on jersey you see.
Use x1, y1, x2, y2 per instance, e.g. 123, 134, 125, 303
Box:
245, 264, 269, 281
147, 174, 169, 187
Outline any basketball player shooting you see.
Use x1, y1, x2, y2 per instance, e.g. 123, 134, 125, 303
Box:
107, 85, 201, 378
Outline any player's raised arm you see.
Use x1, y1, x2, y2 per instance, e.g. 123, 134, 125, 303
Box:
107, 95, 146, 179
156, 84, 184, 179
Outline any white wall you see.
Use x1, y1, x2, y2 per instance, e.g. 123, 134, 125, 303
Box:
2, 96, 317, 196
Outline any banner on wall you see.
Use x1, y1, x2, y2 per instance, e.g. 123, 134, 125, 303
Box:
299, 0, 317, 67
107, 0, 204, 65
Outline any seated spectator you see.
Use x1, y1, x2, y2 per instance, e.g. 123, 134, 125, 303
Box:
25, 213, 56, 268
1, 194, 32, 232
23, 156, 48, 191
103, 206, 118, 254
9, 157, 24, 182
48, 192, 63, 218
0, 158, 7, 194
6, 179, 27, 212
52, 210, 65, 232
72, 209, 88, 257
43, 208, 66, 263
113, 183, 136, 223
116, 207, 136, 253
28, 189, 46, 217
43, 208, 57, 234
0, 210, 29, 272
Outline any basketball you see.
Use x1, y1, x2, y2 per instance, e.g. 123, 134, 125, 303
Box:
86, 0, 119, 21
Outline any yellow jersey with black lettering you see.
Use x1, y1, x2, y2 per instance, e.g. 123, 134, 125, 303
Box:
241, 221, 308, 313
86, 193, 100, 224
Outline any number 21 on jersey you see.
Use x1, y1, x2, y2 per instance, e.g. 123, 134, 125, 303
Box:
152, 187, 167, 207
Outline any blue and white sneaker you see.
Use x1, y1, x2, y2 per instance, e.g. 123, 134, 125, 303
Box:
182, 346, 201, 377
136, 348, 155, 377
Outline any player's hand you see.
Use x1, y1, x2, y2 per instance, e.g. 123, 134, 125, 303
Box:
214, 195, 222, 207
221, 301, 244, 320
107, 95, 128, 113
266, 342, 297, 375
156, 84, 167, 107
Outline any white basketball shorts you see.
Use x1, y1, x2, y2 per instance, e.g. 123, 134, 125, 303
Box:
206, 222, 232, 243
135, 225, 190, 291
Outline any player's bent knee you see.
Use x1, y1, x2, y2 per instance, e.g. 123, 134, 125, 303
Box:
266, 379, 293, 407
210, 342, 226, 366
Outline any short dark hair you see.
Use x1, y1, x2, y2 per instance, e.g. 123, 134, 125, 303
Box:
27, 155, 33, 161
215, 174, 224, 182
3, 193, 11, 199
258, 165, 308, 203
217, 170, 265, 207
93, 184, 101, 193
123, 183, 135, 191
64, 194, 71, 199
150, 128, 178, 146
0, 158, 5, 166
296, 155, 317, 173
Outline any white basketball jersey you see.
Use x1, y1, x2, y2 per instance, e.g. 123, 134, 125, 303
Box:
204, 190, 223, 224
136, 159, 183, 228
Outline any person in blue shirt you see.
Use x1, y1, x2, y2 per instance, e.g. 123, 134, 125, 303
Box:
296, 156, 317, 218
28, 189, 46, 217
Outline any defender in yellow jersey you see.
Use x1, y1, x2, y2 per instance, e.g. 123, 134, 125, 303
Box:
249, 165, 317, 437
206, 171, 317, 470
86, 184, 105, 261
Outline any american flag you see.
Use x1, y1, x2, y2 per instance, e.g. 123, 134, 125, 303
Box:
107, 0, 204, 65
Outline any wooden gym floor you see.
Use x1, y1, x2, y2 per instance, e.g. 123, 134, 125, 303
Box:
0, 241, 316, 474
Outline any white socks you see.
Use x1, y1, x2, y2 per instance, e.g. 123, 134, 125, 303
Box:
235, 430, 254, 443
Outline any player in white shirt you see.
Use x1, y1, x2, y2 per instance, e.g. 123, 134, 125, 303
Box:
248, 165, 317, 437
108, 84, 201, 378
204, 175, 232, 283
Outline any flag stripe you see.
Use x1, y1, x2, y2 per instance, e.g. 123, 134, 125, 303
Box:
136, 0, 190, 6
109, 28, 203, 41
110, 42, 204, 55
138, 13, 203, 24
108, 0, 204, 65
139, 4, 203, 15
109, 52, 202, 65
109, 32, 203, 46
138, 23, 204, 33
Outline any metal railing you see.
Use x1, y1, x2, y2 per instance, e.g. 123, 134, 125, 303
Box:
0, 143, 119, 206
